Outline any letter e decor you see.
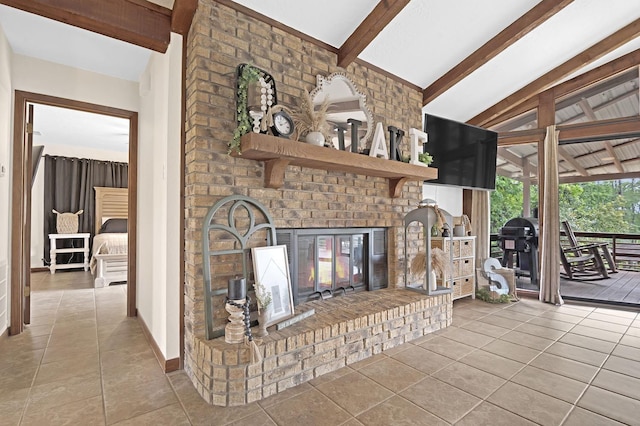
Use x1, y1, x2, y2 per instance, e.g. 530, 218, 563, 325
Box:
409, 128, 428, 167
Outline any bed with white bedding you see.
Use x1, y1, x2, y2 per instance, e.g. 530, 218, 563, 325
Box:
92, 187, 128, 287
91, 231, 128, 287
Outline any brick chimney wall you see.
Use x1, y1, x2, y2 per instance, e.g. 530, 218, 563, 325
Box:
184, 0, 433, 404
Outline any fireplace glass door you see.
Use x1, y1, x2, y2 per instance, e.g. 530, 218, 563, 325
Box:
278, 228, 386, 304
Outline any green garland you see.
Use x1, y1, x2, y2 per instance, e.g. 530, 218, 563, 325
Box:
476, 287, 511, 303
400, 152, 434, 166
230, 64, 261, 154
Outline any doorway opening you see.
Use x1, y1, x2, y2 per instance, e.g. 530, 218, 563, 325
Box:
10, 91, 138, 335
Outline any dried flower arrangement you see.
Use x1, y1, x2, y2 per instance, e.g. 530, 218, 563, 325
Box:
292, 90, 331, 141
410, 247, 450, 279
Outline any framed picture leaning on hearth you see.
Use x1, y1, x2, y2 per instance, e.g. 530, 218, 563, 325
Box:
251, 245, 294, 326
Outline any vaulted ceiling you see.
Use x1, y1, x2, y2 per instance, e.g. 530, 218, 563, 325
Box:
218, 0, 640, 184
1, 0, 639, 183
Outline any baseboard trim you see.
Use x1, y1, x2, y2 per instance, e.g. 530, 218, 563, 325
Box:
30, 267, 49, 273
0, 327, 8, 341
165, 357, 180, 371
137, 316, 180, 373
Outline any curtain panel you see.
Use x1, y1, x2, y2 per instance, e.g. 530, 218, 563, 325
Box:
471, 189, 490, 267
43, 155, 128, 264
539, 126, 563, 305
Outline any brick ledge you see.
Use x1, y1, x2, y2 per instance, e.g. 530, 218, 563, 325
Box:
186, 288, 452, 406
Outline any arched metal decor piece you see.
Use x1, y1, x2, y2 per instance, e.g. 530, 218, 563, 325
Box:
404, 203, 453, 296
202, 195, 277, 340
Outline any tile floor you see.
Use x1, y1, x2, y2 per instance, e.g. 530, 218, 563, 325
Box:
1, 271, 640, 425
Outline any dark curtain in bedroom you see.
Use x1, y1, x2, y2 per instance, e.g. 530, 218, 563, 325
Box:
43, 155, 128, 265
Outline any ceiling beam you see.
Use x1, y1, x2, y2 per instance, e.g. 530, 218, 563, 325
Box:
498, 147, 525, 168
562, 84, 638, 124
171, 0, 197, 36
498, 116, 640, 146
555, 51, 640, 106
498, 138, 640, 183
578, 99, 625, 173
469, 18, 640, 127
570, 139, 640, 180
529, 163, 640, 184
603, 142, 626, 173
337, 0, 410, 68
498, 129, 545, 146
559, 116, 640, 144
422, 0, 573, 106
490, 98, 539, 131
496, 72, 637, 132
559, 171, 640, 184
497, 147, 535, 178
572, 137, 640, 161
558, 146, 588, 176
496, 169, 525, 180
0, 0, 172, 52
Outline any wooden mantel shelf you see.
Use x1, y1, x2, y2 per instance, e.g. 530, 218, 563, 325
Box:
234, 133, 438, 198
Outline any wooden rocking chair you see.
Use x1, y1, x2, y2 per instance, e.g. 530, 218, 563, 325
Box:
562, 221, 617, 273
560, 221, 610, 280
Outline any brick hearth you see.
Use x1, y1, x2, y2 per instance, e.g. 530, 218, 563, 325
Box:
188, 289, 452, 406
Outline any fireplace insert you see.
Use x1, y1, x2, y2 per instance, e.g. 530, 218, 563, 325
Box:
276, 228, 388, 304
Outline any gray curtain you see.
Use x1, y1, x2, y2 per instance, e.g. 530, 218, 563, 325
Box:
539, 126, 563, 305
43, 155, 128, 265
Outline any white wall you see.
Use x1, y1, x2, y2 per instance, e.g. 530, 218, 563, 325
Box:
422, 183, 463, 217
137, 32, 182, 361
12, 55, 139, 111
0, 25, 12, 336
30, 144, 128, 267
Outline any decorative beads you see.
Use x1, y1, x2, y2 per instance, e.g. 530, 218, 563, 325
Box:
259, 77, 273, 113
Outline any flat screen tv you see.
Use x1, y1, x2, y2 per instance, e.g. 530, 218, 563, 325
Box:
423, 114, 498, 190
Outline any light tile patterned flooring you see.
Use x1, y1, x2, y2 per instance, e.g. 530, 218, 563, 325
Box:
1, 272, 640, 425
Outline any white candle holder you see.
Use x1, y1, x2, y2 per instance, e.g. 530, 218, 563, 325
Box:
224, 298, 246, 344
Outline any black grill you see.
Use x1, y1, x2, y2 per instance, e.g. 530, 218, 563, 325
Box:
497, 217, 539, 287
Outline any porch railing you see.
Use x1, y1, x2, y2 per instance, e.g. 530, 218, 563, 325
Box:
490, 231, 640, 271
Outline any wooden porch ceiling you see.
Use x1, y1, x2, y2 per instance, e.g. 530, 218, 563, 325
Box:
495, 71, 640, 185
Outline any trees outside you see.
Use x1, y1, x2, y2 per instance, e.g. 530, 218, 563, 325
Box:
491, 176, 637, 234
490, 176, 533, 232
616, 179, 640, 233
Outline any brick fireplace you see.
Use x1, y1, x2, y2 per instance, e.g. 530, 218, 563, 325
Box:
183, 0, 453, 406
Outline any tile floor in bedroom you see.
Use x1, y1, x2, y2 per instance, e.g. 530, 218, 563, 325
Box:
1, 271, 640, 425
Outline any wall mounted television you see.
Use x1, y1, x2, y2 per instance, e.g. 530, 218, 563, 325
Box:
423, 114, 498, 191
